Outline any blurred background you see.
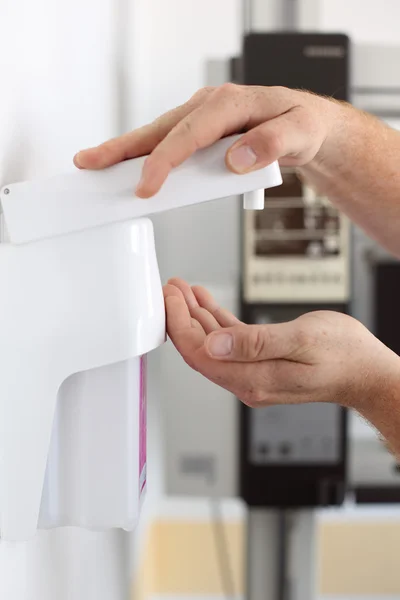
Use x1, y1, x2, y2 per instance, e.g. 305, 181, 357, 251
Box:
2, 0, 400, 599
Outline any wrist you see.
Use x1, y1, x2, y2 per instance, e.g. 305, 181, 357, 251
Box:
311, 98, 354, 170
296, 99, 368, 207
307, 96, 355, 161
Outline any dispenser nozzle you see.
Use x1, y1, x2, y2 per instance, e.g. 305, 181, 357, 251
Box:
243, 189, 265, 210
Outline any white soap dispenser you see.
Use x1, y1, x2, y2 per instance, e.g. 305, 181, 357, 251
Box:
0, 134, 282, 542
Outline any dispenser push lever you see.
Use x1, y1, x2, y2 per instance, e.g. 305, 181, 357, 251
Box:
0, 134, 282, 245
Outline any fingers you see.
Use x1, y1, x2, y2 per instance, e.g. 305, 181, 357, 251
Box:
73, 84, 316, 199
167, 278, 219, 334
167, 278, 199, 309
134, 85, 298, 197
163, 285, 206, 363
165, 279, 315, 367
163, 281, 319, 407
191, 285, 241, 328
73, 129, 151, 170
163, 285, 260, 398
74, 87, 215, 171
191, 318, 205, 333
134, 98, 246, 197
226, 107, 325, 173
168, 279, 240, 332
204, 322, 306, 363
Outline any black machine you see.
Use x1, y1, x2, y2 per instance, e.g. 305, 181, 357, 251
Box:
233, 33, 351, 507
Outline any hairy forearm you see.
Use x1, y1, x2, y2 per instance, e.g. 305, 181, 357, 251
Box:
299, 101, 400, 258
354, 347, 400, 459
358, 386, 400, 460
300, 102, 400, 454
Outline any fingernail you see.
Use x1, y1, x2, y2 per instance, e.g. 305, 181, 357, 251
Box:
74, 148, 94, 168
74, 152, 83, 167
207, 333, 233, 357
228, 144, 257, 173
135, 168, 147, 196
135, 178, 146, 197
135, 179, 142, 195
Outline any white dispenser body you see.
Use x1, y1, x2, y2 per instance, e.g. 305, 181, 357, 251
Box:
0, 134, 282, 542
39, 355, 148, 531
0, 218, 165, 541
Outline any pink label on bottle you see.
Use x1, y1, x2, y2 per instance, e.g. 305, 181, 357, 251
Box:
139, 355, 147, 497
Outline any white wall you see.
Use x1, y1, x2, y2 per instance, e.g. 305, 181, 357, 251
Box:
0, 1, 128, 599
321, 0, 400, 44
0, 0, 118, 178
129, 0, 241, 126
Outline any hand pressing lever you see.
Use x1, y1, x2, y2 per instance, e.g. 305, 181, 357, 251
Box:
73, 83, 400, 458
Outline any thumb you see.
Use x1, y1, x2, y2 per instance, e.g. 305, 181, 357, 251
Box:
225, 109, 320, 173
205, 322, 302, 363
